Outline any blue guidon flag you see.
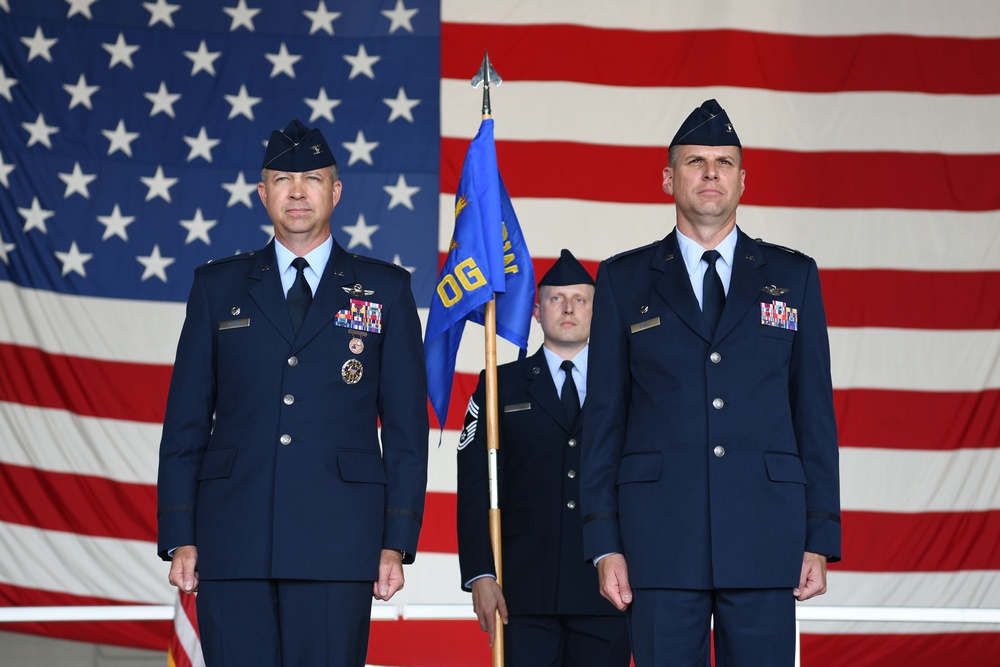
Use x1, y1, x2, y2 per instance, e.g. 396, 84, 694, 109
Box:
424, 117, 535, 430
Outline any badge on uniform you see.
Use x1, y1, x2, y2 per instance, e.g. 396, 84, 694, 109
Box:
457, 396, 479, 451
760, 300, 798, 330
341, 358, 363, 384
335, 298, 383, 334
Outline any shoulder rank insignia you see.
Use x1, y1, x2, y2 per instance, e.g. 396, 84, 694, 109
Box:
763, 284, 789, 296
343, 283, 375, 297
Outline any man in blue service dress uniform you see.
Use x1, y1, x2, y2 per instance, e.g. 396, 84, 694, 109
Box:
157, 120, 429, 667
580, 100, 841, 666
457, 250, 630, 667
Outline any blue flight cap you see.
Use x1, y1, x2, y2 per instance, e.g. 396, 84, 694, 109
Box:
539, 249, 595, 287
262, 119, 337, 171
669, 99, 741, 148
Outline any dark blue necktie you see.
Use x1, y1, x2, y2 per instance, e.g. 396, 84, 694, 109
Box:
702, 249, 725, 334
287, 257, 312, 335
560, 360, 580, 425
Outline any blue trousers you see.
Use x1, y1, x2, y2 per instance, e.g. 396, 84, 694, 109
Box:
628, 588, 795, 667
196, 579, 372, 667
504, 613, 631, 667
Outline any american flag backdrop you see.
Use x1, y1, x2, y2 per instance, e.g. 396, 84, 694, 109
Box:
1, 1, 999, 666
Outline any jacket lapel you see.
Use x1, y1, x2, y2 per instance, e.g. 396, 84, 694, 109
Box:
651, 232, 714, 342
714, 231, 767, 342
524, 349, 573, 431
247, 241, 297, 344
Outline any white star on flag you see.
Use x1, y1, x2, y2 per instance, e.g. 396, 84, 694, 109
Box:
22, 113, 59, 149
136, 244, 175, 282
225, 84, 262, 120
265, 43, 302, 79
304, 0, 341, 35
97, 204, 135, 241
140, 166, 178, 202
183, 127, 221, 162
145, 81, 182, 118
184, 40, 221, 76
343, 44, 380, 80
57, 162, 97, 199
383, 87, 420, 123
342, 213, 379, 249
63, 74, 100, 110
143, 0, 181, 28
18, 197, 55, 234
54, 241, 94, 277
222, 171, 257, 208
180, 208, 218, 245
20, 26, 58, 63
341, 130, 379, 166
304, 87, 342, 123
0, 65, 18, 102
102, 120, 140, 157
383, 174, 420, 210
0, 233, 15, 265
66, 0, 98, 20
102, 32, 139, 69
224, 0, 261, 32
0, 151, 14, 188
381, 0, 418, 34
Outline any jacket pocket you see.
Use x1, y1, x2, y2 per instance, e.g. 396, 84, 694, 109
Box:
764, 451, 807, 484
337, 449, 387, 484
197, 446, 237, 480
617, 452, 662, 484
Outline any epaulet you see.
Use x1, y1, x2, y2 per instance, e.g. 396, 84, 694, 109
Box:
754, 238, 808, 258
605, 240, 660, 264
350, 252, 407, 272
201, 249, 260, 267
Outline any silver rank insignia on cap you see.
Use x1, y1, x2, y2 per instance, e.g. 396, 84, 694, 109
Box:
343, 283, 375, 297
341, 359, 363, 384
310, 144, 323, 155
762, 284, 789, 296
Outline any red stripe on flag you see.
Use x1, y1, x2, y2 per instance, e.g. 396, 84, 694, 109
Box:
368, 618, 491, 667
442, 138, 1000, 211
836, 510, 1000, 572
0, 343, 170, 424
0, 583, 169, 650
417, 491, 457, 554
0, 463, 156, 541
801, 632, 1000, 667
821, 270, 1000, 330
442, 23, 1000, 94
835, 389, 1000, 450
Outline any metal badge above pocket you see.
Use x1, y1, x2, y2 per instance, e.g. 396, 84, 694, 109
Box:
503, 402, 531, 413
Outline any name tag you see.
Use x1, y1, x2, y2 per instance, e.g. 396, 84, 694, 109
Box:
219, 317, 250, 330
503, 402, 531, 413
630, 317, 661, 334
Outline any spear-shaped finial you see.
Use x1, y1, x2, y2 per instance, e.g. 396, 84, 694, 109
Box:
471, 50, 502, 118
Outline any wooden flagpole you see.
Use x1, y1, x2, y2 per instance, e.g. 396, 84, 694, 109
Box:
474, 50, 505, 667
